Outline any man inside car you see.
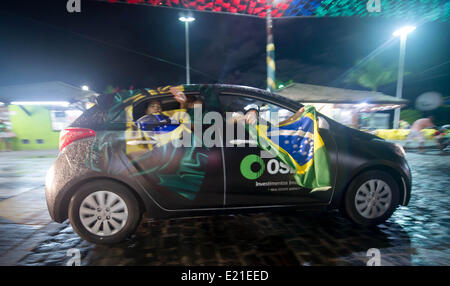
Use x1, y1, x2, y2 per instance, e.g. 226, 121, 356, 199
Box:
136, 100, 172, 132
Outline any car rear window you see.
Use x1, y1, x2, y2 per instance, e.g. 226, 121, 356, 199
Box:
68, 105, 107, 130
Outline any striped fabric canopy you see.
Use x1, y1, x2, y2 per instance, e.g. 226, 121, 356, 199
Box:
103, 0, 449, 21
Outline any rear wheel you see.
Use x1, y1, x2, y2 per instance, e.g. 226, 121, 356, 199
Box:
343, 170, 400, 226
68, 180, 141, 244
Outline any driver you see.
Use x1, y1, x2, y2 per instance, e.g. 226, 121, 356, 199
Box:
231, 103, 305, 126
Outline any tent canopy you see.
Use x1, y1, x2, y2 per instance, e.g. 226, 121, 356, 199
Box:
276, 83, 408, 105
0, 81, 97, 104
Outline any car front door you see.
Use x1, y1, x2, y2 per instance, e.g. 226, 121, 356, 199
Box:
219, 91, 336, 207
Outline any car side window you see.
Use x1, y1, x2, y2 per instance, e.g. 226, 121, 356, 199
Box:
318, 116, 330, 130
133, 96, 182, 122
219, 94, 294, 126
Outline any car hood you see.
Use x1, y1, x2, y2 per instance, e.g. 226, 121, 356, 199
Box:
321, 114, 382, 142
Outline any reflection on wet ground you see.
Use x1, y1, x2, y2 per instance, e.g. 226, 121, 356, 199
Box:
0, 151, 448, 265
85, 211, 414, 266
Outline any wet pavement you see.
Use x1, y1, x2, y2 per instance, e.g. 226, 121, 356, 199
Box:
0, 149, 449, 266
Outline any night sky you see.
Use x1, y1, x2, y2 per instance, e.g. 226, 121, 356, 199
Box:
0, 0, 448, 105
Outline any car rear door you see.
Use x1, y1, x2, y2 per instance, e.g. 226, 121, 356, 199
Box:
112, 92, 225, 210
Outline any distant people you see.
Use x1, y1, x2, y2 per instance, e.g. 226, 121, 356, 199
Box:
405, 116, 435, 152
0, 120, 13, 151
399, 120, 411, 129
434, 125, 449, 154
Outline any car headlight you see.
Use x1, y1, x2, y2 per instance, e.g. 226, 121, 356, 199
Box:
394, 143, 406, 157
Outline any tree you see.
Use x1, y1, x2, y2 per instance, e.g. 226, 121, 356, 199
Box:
344, 58, 408, 91
400, 109, 422, 125
275, 79, 293, 90
103, 85, 116, 94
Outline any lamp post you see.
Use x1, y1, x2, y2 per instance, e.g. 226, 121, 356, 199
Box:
266, 0, 284, 92
392, 25, 416, 129
266, 0, 283, 92
266, 2, 275, 92
179, 16, 195, 85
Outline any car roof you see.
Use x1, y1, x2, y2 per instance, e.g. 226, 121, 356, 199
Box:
96, 84, 302, 112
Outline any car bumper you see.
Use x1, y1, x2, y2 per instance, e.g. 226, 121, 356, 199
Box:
400, 158, 412, 206
45, 163, 59, 222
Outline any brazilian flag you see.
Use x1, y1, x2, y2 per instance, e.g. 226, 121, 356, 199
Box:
248, 105, 331, 192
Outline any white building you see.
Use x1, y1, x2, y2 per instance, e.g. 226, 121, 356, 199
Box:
277, 83, 408, 129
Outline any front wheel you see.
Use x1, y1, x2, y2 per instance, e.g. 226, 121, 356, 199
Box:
342, 170, 400, 226
68, 180, 141, 244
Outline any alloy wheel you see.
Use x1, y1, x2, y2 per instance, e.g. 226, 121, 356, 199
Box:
79, 191, 129, 236
354, 179, 392, 219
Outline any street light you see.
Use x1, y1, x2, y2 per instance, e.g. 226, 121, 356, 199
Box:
392, 26, 416, 37
10, 101, 70, 107
392, 25, 416, 129
81, 85, 89, 91
179, 16, 195, 84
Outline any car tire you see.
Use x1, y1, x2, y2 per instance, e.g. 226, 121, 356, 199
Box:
343, 170, 400, 226
68, 180, 141, 244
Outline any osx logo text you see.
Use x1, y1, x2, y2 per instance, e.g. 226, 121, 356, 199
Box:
240, 154, 293, 180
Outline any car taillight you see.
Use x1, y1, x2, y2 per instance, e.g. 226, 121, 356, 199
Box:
59, 128, 96, 151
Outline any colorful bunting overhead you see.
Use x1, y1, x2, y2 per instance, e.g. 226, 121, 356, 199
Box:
102, 0, 449, 21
